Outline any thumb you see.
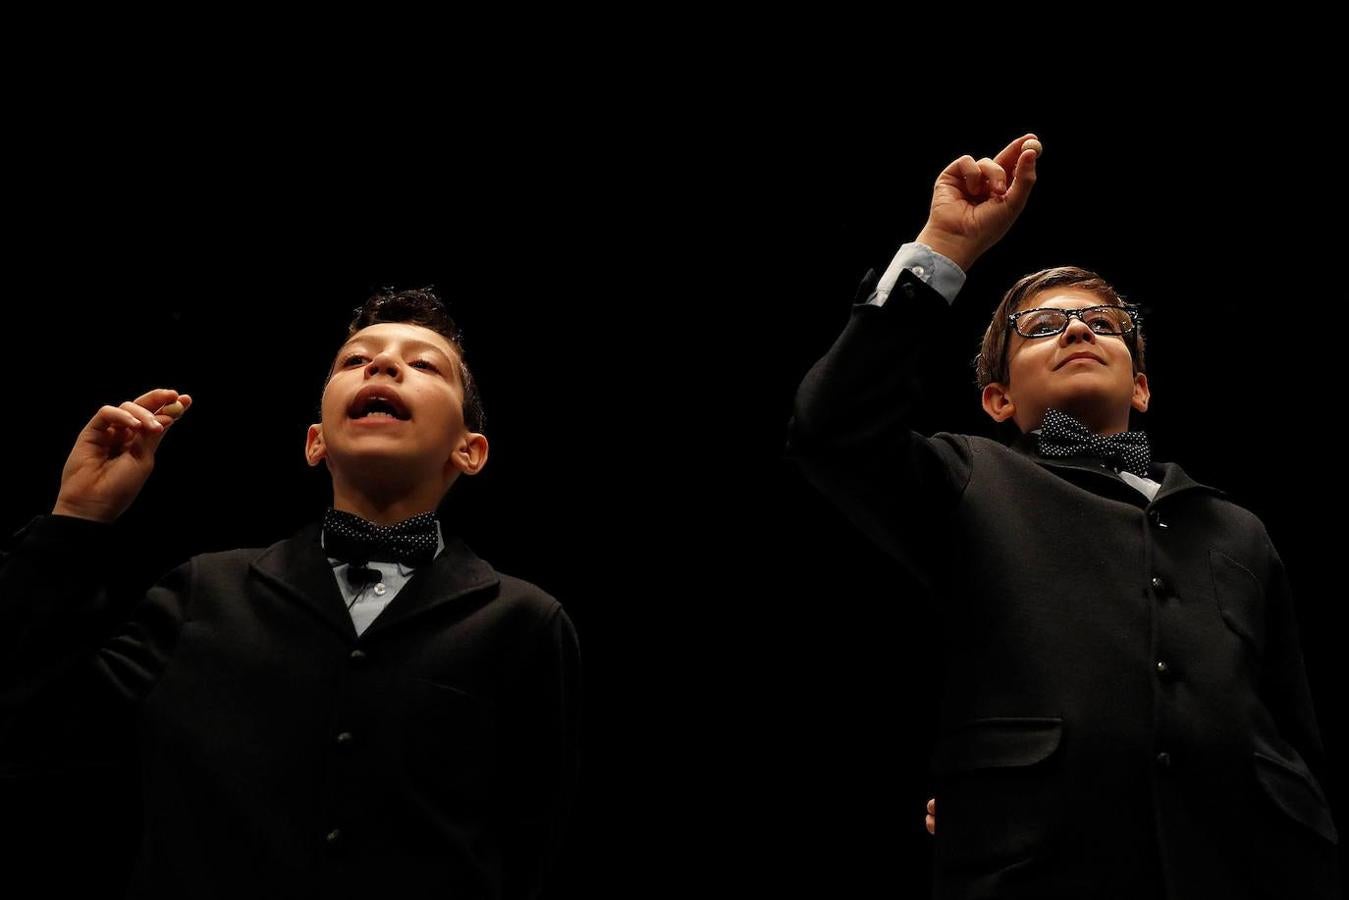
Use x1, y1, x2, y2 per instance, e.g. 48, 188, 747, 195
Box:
141, 398, 189, 453
1003, 145, 1039, 214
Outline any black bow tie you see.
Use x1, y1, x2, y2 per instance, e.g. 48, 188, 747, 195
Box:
1034, 408, 1153, 478
322, 508, 440, 570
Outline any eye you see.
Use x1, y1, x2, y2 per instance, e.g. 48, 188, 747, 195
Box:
340, 354, 437, 371
1085, 309, 1126, 333
1022, 311, 1061, 336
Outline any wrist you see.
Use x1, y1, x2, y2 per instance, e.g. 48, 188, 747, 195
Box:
52, 500, 117, 524
915, 229, 977, 273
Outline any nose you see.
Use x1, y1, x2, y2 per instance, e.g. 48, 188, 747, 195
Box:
365, 349, 404, 379
1059, 313, 1097, 345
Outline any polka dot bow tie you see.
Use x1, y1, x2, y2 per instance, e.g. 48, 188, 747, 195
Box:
322, 508, 439, 568
1034, 407, 1153, 478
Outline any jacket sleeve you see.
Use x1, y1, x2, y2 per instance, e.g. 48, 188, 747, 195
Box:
1258, 532, 1336, 825
785, 265, 975, 592
0, 513, 188, 770
499, 603, 582, 900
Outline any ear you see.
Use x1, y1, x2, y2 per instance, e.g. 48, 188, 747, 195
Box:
446, 431, 489, 478
305, 423, 327, 468
981, 381, 1018, 424
1130, 371, 1150, 414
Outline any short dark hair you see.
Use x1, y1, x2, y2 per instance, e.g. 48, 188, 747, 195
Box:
324, 285, 485, 434
973, 266, 1147, 392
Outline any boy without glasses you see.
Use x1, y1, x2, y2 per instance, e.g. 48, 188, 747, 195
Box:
1, 288, 580, 899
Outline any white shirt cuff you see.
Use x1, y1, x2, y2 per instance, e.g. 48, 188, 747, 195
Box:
869, 241, 967, 307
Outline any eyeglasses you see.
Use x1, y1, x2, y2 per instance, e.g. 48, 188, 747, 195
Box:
1007, 304, 1141, 339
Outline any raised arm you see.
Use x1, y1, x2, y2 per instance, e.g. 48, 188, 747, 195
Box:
785, 135, 1040, 587
0, 389, 193, 760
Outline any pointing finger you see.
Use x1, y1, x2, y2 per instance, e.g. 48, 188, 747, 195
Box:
120, 400, 164, 432
993, 132, 1039, 174
1004, 142, 1040, 213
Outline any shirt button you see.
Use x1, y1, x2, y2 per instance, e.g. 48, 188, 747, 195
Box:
349, 649, 367, 663
912, 265, 925, 276
373, 583, 387, 596
1156, 752, 1172, 769
336, 731, 354, 746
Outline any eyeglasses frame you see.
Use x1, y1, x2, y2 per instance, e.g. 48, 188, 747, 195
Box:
1006, 303, 1143, 339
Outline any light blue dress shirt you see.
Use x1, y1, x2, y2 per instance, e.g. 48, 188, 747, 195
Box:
322, 518, 446, 636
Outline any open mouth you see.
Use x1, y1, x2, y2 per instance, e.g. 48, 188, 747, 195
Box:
349, 393, 411, 421
351, 411, 405, 424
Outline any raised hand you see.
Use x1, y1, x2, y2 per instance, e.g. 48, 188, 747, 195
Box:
52, 388, 192, 523
915, 133, 1041, 272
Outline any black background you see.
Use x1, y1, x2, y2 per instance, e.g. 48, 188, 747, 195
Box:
5, 82, 1345, 897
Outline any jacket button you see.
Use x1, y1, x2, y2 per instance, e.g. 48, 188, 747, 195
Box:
325, 828, 343, 845
1148, 509, 1168, 528
336, 731, 354, 746
902, 282, 917, 300
1156, 752, 1172, 769
1155, 660, 1171, 678
1151, 576, 1166, 593
350, 649, 367, 663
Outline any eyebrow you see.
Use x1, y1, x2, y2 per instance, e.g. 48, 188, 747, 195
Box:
1019, 303, 1117, 311
337, 336, 455, 362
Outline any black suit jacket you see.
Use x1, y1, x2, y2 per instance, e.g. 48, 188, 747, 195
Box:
786, 267, 1341, 899
0, 512, 580, 900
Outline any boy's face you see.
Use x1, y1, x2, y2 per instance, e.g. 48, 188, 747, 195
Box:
305, 322, 485, 499
983, 288, 1150, 435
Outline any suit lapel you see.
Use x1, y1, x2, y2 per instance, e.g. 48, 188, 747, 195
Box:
249, 518, 501, 644
359, 533, 499, 640
251, 519, 355, 641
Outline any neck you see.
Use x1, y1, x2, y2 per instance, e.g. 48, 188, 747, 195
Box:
1031, 405, 1132, 436
329, 483, 441, 526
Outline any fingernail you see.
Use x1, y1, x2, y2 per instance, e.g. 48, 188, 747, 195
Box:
151, 420, 163, 430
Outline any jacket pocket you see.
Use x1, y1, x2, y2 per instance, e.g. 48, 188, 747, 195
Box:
399, 678, 497, 806
1209, 549, 1265, 656
931, 716, 1063, 775
1253, 750, 1339, 845
930, 716, 1065, 874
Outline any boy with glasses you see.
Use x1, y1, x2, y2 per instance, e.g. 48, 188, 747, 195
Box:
787, 134, 1340, 899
